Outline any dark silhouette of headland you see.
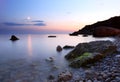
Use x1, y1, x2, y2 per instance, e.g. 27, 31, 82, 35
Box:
70, 16, 120, 37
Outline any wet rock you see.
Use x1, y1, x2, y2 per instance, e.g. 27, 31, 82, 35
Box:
65, 40, 117, 68
63, 45, 75, 49
10, 35, 19, 41
57, 70, 72, 82
65, 40, 116, 60
69, 52, 104, 68
70, 46, 116, 68
56, 45, 62, 52
45, 57, 54, 62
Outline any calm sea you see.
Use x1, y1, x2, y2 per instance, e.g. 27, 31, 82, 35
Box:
0, 34, 114, 81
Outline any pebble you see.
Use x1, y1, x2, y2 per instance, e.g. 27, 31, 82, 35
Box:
115, 55, 120, 57
87, 79, 92, 82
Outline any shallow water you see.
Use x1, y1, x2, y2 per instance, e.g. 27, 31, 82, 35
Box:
0, 34, 114, 81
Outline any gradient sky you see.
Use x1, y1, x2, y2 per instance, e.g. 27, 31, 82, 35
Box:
0, 0, 120, 34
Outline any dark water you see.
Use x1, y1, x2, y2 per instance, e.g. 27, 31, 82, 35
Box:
0, 34, 114, 81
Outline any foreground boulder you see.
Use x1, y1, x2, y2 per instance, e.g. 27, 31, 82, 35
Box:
57, 70, 72, 82
10, 35, 19, 41
93, 26, 120, 37
65, 41, 117, 68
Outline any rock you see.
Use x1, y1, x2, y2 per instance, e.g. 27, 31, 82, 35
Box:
115, 76, 120, 81
56, 45, 62, 52
87, 79, 92, 82
63, 45, 75, 49
82, 34, 88, 37
69, 32, 78, 36
70, 16, 120, 36
48, 75, 55, 80
65, 41, 117, 68
84, 70, 98, 80
48, 35, 56, 38
57, 70, 72, 82
65, 40, 116, 60
69, 52, 104, 68
115, 55, 120, 58
10, 35, 19, 41
45, 57, 54, 62
93, 26, 120, 37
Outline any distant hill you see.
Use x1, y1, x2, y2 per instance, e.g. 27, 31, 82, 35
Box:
70, 16, 120, 36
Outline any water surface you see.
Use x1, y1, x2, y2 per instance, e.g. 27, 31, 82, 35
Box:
0, 34, 114, 81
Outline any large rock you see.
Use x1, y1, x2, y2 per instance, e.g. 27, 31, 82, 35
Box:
57, 70, 72, 82
69, 52, 103, 68
70, 16, 120, 37
10, 35, 19, 41
65, 41, 117, 68
65, 41, 115, 60
93, 26, 120, 37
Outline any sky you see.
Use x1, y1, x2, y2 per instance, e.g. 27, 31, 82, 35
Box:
0, 0, 120, 34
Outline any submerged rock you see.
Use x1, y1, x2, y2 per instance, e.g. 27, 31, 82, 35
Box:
48, 75, 55, 80
63, 45, 75, 49
10, 35, 19, 41
45, 57, 54, 62
65, 40, 117, 68
56, 45, 62, 52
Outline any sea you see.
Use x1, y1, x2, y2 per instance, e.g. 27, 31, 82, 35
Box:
0, 34, 114, 81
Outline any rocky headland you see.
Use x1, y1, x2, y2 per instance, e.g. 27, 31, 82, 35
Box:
70, 16, 120, 37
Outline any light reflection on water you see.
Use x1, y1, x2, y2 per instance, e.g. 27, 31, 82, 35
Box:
0, 34, 114, 81
27, 35, 33, 57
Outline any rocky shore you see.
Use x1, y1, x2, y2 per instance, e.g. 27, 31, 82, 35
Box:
48, 37, 120, 82
57, 38, 120, 82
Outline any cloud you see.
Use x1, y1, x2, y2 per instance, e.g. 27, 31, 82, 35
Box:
2, 21, 46, 26
3, 22, 30, 26
33, 23, 46, 26
32, 20, 44, 22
